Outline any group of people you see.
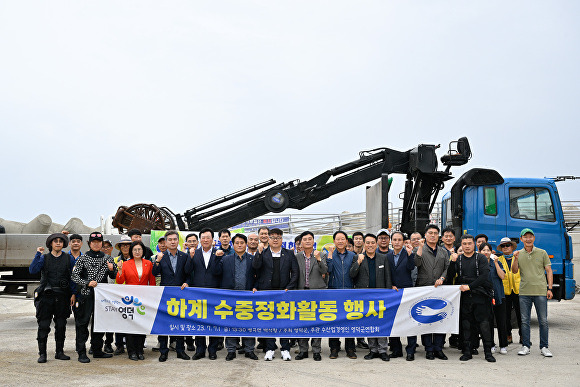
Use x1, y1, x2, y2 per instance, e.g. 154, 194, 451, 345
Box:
30, 224, 553, 364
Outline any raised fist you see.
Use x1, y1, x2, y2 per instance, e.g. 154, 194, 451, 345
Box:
37, 247, 45, 253
357, 254, 365, 265
156, 252, 164, 262
216, 250, 224, 257
107, 261, 114, 271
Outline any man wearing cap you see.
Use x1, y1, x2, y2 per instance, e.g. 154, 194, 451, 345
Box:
128, 228, 154, 261
71, 232, 117, 363
68, 234, 83, 262
511, 228, 553, 357
376, 229, 392, 255
29, 233, 76, 363
496, 237, 521, 344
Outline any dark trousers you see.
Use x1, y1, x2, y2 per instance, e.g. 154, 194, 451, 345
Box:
195, 336, 219, 355
74, 294, 105, 353
36, 292, 70, 351
105, 332, 125, 348
185, 336, 195, 348
159, 336, 184, 355
420, 333, 445, 352
491, 301, 508, 348
504, 292, 521, 338
266, 338, 290, 351
461, 295, 493, 354
126, 334, 146, 355
389, 336, 418, 355
329, 338, 355, 351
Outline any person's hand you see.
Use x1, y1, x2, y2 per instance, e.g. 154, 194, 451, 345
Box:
156, 252, 163, 262
70, 294, 76, 307
513, 251, 519, 260
284, 289, 288, 292
314, 250, 321, 261
450, 252, 458, 262
419, 239, 425, 247
258, 243, 265, 253
405, 244, 413, 255
547, 290, 553, 300
392, 286, 399, 291
180, 283, 189, 290
459, 284, 469, 292
88, 280, 98, 288
357, 254, 364, 265
252, 288, 257, 293
434, 278, 444, 287
216, 250, 224, 257
61, 230, 70, 236
37, 247, 45, 253
327, 246, 335, 258
117, 260, 123, 270
107, 262, 114, 271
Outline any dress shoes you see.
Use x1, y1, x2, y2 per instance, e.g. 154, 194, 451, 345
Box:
406, 353, 415, 361
357, 339, 369, 349
245, 352, 258, 360
37, 353, 47, 363
346, 350, 357, 359
329, 349, 339, 359
92, 351, 113, 359
129, 353, 139, 361
192, 353, 205, 360
113, 347, 125, 356
177, 351, 191, 360
138, 353, 145, 360
434, 350, 448, 360
226, 352, 236, 361
158, 353, 168, 362
208, 352, 217, 360
55, 352, 70, 361
103, 344, 114, 354
459, 353, 472, 361
380, 353, 390, 361
216, 342, 224, 351
295, 352, 308, 360
78, 352, 90, 363
485, 353, 496, 362
313, 353, 321, 361
364, 352, 380, 360
425, 351, 435, 360
389, 351, 403, 359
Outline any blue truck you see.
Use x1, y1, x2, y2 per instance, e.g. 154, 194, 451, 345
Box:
441, 168, 576, 300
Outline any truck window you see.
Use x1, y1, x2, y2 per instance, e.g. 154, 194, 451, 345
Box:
445, 198, 452, 227
484, 187, 497, 216
509, 187, 556, 222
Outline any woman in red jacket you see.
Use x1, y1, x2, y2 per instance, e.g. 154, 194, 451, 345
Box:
116, 241, 156, 361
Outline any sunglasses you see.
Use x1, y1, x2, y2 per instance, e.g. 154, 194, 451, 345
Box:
500, 244, 512, 248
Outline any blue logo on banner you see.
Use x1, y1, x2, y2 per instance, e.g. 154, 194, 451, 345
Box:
410, 299, 449, 324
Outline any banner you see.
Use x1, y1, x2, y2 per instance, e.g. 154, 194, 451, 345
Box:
95, 284, 460, 337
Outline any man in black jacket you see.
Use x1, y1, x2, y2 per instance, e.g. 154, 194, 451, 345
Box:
350, 233, 393, 362
252, 228, 299, 361
152, 230, 193, 362
447, 234, 495, 362
71, 232, 117, 363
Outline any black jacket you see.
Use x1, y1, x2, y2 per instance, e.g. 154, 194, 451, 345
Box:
214, 252, 257, 290
350, 252, 392, 289
152, 250, 192, 286
252, 247, 299, 290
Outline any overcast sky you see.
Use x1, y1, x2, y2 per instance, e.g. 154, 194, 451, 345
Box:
1, 1, 578, 227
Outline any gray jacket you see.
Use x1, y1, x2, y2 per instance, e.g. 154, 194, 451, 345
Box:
349, 252, 392, 289
295, 250, 328, 290
415, 244, 450, 286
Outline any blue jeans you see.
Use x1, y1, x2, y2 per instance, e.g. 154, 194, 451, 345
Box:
519, 295, 549, 349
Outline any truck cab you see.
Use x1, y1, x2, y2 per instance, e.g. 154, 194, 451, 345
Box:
441, 168, 575, 300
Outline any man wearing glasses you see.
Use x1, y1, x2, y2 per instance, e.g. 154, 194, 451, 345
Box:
252, 228, 299, 361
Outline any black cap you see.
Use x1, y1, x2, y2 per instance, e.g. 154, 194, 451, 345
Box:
88, 232, 104, 243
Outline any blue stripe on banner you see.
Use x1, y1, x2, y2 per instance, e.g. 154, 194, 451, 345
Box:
150, 287, 404, 338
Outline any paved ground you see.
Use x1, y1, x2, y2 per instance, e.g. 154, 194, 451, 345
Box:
0, 293, 579, 386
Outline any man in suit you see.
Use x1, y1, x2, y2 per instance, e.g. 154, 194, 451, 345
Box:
189, 228, 222, 360
152, 230, 192, 362
213, 233, 259, 361
252, 228, 299, 361
386, 231, 417, 361
350, 233, 393, 362
415, 224, 450, 360
294, 231, 327, 361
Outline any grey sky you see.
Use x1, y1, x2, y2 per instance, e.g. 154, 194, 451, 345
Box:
1, 1, 578, 226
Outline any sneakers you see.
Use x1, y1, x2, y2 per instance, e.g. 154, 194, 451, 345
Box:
491, 346, 496, 354
281, 350, 292, 361
500, 347, 508, 355
540, 347, 553, 357
264, 350, 275, 361
518, 346, 531, 356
